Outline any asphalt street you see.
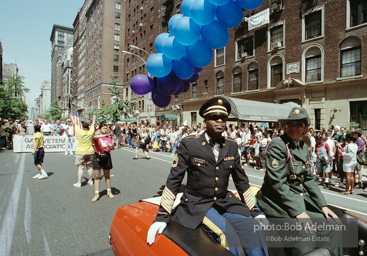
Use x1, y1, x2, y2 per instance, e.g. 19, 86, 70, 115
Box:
0, 147, 366, 256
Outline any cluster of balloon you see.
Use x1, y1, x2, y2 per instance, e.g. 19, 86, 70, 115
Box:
130, 0, 264, 107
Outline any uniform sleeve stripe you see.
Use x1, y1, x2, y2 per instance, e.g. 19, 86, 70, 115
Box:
203, 217, 229, 250
243, 188, 256, 210
160, 187, 176, 214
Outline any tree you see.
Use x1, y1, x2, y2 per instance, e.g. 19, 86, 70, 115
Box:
0, 76, 29, 120
37, 100, 62, 121
86, 78, 136, 123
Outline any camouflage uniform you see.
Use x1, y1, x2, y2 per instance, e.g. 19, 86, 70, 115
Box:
3, 121, 16, 150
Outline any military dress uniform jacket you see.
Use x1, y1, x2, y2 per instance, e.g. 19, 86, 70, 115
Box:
155, 132, 259, 230
257, 133, 327, 218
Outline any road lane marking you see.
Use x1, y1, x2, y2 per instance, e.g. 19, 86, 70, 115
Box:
0, 153, 25, 256
121, 148, 174, 164
15, 154, 20, 164
24, 188, 32, 245
43, 233, 52, 256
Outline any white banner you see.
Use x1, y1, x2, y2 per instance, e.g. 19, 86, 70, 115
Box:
248, 8, 269, 31
13, 135, 78, 153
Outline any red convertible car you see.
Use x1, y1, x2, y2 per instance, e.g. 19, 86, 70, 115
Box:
109, 189, 367, 256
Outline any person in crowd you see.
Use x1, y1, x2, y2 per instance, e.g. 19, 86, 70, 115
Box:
325, 131, 336, 177
315, 135, 331, 184
131, 123, 139, 148
63, 119, 74, 155
3, 118, 16, 150
0, 119, 7, 149
53, 120, 63, 136
160, 127, 168, 152
354, 130, 366, 189
338, 133, 358, 195
41, 120, 52, 136
31, 124, 48, 180
258, 132, 268, 171
317, 127, 326, 137
147, 97, 267, 256
113, 121, 122, 149
70, 114, 96, 188
16, 121, 27, 135
133, 128, 151, 160
27, 120, 34, 135
257, 107, 342, 256
91, 123, 115, 202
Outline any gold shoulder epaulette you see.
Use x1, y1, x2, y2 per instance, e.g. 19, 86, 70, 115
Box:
186, 134, 200, 139
225, 136, 236, 143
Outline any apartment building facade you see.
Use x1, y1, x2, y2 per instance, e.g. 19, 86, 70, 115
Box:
72, 0, 126, 117
50, 25, 74, 103
178, 0, 367, 131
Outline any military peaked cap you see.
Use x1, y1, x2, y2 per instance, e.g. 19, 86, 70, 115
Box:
279, 106, 310, 125
199, 97, 231, 118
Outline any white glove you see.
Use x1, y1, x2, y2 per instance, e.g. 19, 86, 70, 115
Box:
147, 222, 167, 245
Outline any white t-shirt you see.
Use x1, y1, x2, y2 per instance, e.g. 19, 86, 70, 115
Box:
326, 138, 335, 157
41, 123, 53, 133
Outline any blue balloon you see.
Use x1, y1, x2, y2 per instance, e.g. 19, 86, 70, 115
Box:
181, 0, 195, 16
201, 20, 229, 49
173, 57, 194, 80
162, 36, 186, 60
157, 73, 181, 96
152, 90, 171, 108
208, 0, 231, 6
168, 14, 183, 35
216, 1, 244, 28
173, 81, 184, 95
186, 73, 199, 83
154, 33, 170, 53
182, 81, 191, 93
190, 0, 216, 25
130, 74, 154, 95
146, 53, 173, 78
236, 0, 263, 10
186, 40, 213, 67
173, 16, 201, 46
194, 66, 202, 74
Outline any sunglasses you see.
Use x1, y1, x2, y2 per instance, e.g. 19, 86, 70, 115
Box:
206, 116, 228, 121
286, 122, 305, 128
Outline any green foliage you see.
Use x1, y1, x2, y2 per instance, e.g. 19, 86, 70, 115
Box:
0, 76, 29, 120
37, 100, 62, 121
86, 78, 136, 123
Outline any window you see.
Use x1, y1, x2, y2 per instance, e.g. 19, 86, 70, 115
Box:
127, 29, 130, 37
232, 67, 242, 93
114, 55, 119, 61
127, 58, 129, 67
248, 62, 258, 90
115, 23, 120, 31
349, 0, 367, 27
128, 14, 131, 23
215, 48, 225, 66
216, 72, 224, 95
350, 101, 367, 129
270, 0, 282, 14
204, 80, 208, 93
114, 44, 120, 50
192, 83, 197, 98
306, 56, 321, 82
314, 109, 321, 130
305, 10, 322, 40
114, 34, 120, 41
269, 56, 283, 87
270, 25, 283, 49
116, 1, 121, 9
237, 36, 253, 60
340, 37, 361, 77
126, 87, 129, 98
150, 7, 154, 16
191, 112, 197, 127
150, 25, 153, 36
115, 12, 120, 19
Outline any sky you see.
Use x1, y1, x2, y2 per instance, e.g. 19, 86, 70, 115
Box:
0, 0, 85, 113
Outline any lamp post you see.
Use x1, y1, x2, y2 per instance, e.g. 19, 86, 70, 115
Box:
129, 45, 150, 56
121, 50, 147, 65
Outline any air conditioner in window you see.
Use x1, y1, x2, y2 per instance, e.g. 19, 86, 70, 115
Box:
272, 42, 282, 49
270, 3, 281, 14
139, 23, 143, 27
132, 30, 136, 34
140, 6, 144, 11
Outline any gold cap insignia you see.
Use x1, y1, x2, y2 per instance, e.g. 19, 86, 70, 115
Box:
293, 109, 300, 115
272, 159, 279, 169
202, 142, 206, 145
218, 99, 223, 104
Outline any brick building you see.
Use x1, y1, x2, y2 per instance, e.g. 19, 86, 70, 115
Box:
179, 0, 367, 131
72, 0, 126, 117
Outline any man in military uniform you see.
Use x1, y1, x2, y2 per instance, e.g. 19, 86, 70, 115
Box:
257, 107, 342, 255
147, 97, 267, 256
0, 119, 8, 149
3, 118, 16, 150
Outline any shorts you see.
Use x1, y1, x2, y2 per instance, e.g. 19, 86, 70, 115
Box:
34, 147, 45, 164
316, 161, 331, 174
138, 142, 148, 150
92, 152, 113, 170
74, 154, 93, 166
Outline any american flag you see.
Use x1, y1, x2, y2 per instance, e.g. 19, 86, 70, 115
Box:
70, 103, 81, 136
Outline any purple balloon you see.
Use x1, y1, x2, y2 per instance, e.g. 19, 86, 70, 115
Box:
130, 74, 154, 95
182, 81, 190, 93
194, 66, 202, 74
173, 81, 185, 95
152, 90, 171, 108
186, 73, 199, 83
157, 73, 181, 96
